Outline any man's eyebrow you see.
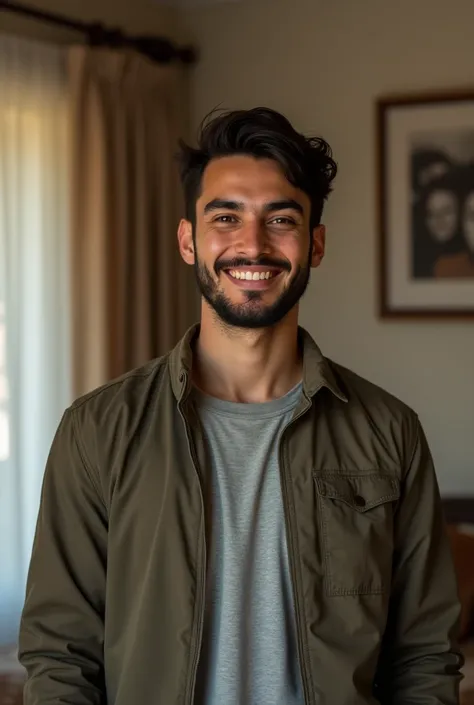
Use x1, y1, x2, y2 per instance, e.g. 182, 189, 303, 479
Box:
264, 199, 304, 215
203, 199, 245, 213
203, 198, 305, 216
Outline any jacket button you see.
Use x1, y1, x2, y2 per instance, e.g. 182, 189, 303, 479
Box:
354, 495, 366, 508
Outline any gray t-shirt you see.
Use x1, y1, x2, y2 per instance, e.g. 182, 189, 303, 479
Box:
193, 382, 304, 705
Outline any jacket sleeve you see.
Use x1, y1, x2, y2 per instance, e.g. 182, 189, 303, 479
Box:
18, 408, 108, 705
375, 417, 464, 704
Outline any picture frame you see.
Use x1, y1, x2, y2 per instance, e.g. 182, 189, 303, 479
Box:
377, 89, 474, 318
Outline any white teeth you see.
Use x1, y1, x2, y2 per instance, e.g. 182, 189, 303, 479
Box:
228, 270, 275, 281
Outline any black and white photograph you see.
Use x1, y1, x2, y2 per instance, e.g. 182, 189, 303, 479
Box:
411, 129, 474, 280
378, 91, 474, 317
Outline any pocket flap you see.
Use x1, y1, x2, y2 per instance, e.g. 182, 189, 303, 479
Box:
315, 474, 400, 512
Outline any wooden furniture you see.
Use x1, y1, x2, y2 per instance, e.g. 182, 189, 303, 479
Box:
443, 497, 474, 526
442, 497, 474, 705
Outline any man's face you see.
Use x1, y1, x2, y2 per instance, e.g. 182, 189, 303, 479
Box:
178, 155, 325, 329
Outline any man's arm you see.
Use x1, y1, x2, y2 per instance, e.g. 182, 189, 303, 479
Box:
375, 417, 464, 704
19, 408, 107, 704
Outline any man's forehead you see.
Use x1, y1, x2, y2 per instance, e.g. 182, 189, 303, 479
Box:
198, 155, 308, 209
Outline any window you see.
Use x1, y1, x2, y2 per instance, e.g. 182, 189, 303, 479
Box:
0, 34, 71, 645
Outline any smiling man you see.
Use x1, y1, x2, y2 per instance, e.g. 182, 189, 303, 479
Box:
186, 162, 316, 333
19, 108, 463, 705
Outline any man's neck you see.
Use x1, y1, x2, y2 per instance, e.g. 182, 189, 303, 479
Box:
192, 303, 302, 403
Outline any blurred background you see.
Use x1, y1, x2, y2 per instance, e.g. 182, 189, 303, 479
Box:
1, 0, 474, 702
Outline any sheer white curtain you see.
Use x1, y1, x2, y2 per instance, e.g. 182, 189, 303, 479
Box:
0, 34, 72, 644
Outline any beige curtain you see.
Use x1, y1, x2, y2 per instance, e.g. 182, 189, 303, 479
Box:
68, 46, 197, 396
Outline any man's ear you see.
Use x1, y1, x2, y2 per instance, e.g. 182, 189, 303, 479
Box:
177, 219, 195, 265
310, 224, 326, 268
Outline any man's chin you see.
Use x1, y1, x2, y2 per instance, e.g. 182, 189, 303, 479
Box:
211, 301, 287, 329
197, 276, 298, 329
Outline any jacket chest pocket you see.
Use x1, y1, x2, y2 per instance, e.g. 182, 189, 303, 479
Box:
314, 473, 400, 597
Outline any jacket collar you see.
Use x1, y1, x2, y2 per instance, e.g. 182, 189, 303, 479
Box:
169, 323, 348, 404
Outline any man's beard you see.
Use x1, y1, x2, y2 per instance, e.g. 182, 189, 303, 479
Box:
193, 248, 311, 330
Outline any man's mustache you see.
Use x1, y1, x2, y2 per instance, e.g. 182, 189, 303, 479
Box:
214, 257, 291, 274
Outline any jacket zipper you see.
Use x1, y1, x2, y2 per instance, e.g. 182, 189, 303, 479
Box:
178, 398, 207, 705
279, 394, 315, 705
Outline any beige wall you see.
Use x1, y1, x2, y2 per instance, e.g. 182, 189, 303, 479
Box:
0, 0, 186, 44
184, 0, 474, 493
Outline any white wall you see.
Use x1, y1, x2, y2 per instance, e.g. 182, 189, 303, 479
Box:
184, 0, 474, 493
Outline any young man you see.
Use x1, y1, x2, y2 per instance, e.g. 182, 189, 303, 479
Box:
19, 108, 462, 704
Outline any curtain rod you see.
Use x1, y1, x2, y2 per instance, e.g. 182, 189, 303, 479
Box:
0, 0, 197, 64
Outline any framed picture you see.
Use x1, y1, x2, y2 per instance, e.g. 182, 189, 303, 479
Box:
377, 89, 474, 318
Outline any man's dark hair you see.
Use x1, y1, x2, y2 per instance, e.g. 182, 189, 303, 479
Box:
177, 107, 337, 230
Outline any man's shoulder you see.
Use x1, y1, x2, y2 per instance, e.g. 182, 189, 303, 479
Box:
68, 352, 172, 421
328, 357, 418, 426
325, 359, 421, 470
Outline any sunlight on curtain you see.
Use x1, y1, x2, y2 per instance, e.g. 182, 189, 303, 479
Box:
0, 34, 71, 644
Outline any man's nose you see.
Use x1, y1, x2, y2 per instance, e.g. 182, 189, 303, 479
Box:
235, 221, 267, 259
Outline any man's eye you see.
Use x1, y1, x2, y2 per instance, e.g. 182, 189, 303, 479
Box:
214, 215, 237, 223
270, 217, 295, 225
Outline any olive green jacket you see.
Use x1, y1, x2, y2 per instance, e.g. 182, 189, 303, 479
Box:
19, 325, 463, 704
